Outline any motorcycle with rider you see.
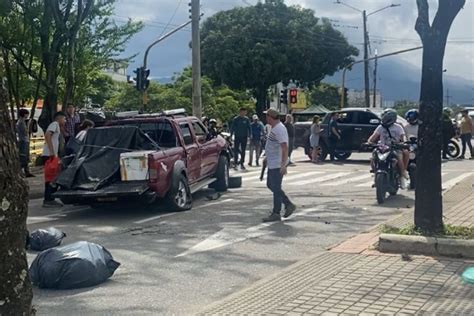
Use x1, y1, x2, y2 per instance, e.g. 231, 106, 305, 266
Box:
403, 109, 419, 189
367, 109, 410, 204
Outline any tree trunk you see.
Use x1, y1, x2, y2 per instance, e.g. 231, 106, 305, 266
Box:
414, 41, 444, 232
414, 0, 465, 233
0, 77, 33, 314
62, 39, 75, 109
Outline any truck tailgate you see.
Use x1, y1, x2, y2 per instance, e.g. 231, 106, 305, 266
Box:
54, 181, 150, 199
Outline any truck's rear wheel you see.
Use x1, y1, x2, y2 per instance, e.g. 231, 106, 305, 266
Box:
166, 174, 192, 211
212, 155, 229, 192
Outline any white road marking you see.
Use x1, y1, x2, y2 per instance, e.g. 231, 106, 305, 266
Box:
175, 206, 323, 257
27, 206, 90, 225
321, 173, 373, 187
247, 171, 325, 184
133, 199, 235, 224
356, 172, 450, 188
233, 170, 260, 179
286, 172, 350, 186
443, 172, 473, 191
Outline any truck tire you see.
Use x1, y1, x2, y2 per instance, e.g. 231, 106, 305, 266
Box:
335, 151, 351, 161
166, 173, 192, 211
319, 144, 329, 161
212, 155, 229, 192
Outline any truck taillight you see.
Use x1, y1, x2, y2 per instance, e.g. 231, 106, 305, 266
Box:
148, 155, 158, 182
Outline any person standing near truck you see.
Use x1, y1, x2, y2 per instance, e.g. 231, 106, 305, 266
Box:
42, 112, 66, 208
248, 115, 264, 167
262, 109, 296, 222
231, 108, 251, 170
327, 112, 341, 161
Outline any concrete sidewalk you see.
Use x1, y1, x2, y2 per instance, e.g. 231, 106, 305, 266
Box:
200, 176, 474, 315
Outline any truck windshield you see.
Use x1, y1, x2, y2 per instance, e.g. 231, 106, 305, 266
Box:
123, 122, 177, 148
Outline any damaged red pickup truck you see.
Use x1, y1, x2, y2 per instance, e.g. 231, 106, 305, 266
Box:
54, 110, 230, 211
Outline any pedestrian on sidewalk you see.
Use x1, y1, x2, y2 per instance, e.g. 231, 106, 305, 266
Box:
459, 109, 473, 159
248, 115, 264, 167
42, 112, 66, 208
310, 115, 322, 163
327, 112, 341, 161
230, 108, 251, 170
262, 108, 296, 222
284, 114, 295, 165
442, 108, 456, 160
16, 108, 35, 177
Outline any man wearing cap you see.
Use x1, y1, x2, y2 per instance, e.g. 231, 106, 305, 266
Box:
262, 108, 296, 222
231, 108, 251, 170
249, 114, 264, 166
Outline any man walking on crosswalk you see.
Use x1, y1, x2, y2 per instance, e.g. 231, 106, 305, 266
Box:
262, 109, 296, 222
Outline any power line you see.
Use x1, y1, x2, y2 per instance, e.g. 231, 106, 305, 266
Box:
158, 0, 184, 38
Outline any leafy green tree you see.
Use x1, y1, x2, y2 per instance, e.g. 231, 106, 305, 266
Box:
200, 0, 358, 116
309, 83, 343, 111
393, 100, 418, 117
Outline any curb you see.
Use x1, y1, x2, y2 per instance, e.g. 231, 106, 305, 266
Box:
379, 233, 474, 259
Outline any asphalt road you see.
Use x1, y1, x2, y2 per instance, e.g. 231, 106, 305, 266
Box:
27, 150, 474, 315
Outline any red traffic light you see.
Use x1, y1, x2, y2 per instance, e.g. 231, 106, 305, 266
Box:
289, 89, 298, 104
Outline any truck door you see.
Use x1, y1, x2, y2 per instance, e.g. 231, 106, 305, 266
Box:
354, 111, 380, 150
180, 123, 201, 183
336, 111, 355, 150
192, 120, 218, 178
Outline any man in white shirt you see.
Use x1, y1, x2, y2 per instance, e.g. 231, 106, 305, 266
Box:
42, 112, 66, 208
262, 109, 296, 222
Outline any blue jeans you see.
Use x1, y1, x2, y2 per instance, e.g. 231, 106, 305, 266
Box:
461, 133, 473, 157
267, 168, 291, 214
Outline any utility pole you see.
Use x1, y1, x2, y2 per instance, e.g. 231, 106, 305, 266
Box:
446, 88, 451, 107
373, 49, 378, 108
191, 0, 202, 118
363, 10, 370, 108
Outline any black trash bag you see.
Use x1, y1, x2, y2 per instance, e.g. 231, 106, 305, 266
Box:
29, 241, 120, 289
28, 227, 66, 251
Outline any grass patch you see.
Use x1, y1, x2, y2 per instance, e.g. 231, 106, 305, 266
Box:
380, 224, 474, 240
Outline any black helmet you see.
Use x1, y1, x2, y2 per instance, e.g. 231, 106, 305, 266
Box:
405, 109, 419, 125
381, 109, 397, 127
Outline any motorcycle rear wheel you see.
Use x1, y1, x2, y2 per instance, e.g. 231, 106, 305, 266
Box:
375, 173, 387, 204
447, 140, 460, 158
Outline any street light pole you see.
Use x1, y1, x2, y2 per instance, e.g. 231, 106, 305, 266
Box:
335, 1, 401, 108
340, 46, 423, 109
373, 49, 378, 108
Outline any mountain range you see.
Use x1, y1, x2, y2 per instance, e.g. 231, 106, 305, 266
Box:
325, 58, 473, 105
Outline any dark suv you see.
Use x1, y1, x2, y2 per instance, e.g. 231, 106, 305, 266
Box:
294, 108, 407, 161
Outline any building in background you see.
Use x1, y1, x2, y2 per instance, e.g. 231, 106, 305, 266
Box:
347, 89, 382, 108
102, 60, 128, 82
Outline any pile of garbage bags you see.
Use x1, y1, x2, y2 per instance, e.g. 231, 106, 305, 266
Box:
27, 227, 120, 290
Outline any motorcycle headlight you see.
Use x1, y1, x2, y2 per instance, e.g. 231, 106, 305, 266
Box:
409, 152, 416, 160
377, 152, 390, 161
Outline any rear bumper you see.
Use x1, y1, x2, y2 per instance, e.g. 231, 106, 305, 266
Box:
53, 181, 153, 204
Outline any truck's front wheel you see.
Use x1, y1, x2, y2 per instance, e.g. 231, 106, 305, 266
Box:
166, 174, 192, 211
212, 155, 229, 192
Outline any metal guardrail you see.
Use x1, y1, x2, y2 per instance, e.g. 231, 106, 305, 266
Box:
30, 137, 44, 156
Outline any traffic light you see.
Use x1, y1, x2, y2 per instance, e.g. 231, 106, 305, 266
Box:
142, 68, 150, 90
289, 89, 298, 104
133, 67, 142, 91
280, 89, 288, 104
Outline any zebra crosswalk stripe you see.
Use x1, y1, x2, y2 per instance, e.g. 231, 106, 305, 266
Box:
321, 173, 373, 187
286, 172, 350, 186
443, 172, 473, 191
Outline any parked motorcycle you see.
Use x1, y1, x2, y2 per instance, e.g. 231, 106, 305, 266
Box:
365, 142, 409, 204
406, 137, 417, 189
447, 139, 461, 158
220, 131, 236, 168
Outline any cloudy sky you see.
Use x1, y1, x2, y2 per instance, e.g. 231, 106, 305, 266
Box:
113, 0, 473, 85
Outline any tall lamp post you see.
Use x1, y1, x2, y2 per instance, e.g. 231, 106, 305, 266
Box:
335, 1, 401, 108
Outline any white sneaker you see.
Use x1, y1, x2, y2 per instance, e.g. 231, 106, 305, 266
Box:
400, 176, 407, 190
